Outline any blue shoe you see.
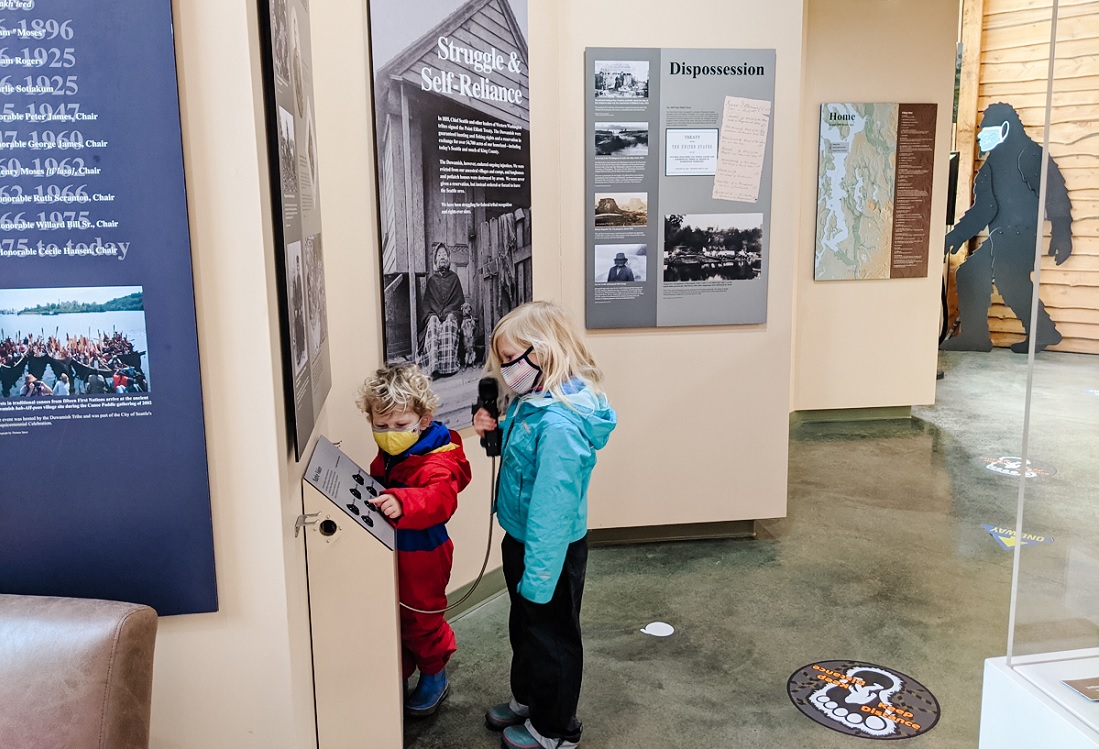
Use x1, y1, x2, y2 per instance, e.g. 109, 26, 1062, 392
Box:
486, 698, 529, 731
501, 720, 579, 749
405, 669, 449, 718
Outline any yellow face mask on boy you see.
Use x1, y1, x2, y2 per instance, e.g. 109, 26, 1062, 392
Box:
373, 426, 421, 456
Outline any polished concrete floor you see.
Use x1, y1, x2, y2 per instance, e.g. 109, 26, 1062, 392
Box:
405, 349, 1098, 748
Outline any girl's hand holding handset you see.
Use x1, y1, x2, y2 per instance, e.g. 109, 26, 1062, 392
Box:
472, 408, 498, 437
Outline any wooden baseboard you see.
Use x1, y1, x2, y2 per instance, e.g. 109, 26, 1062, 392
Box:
589, 520, 757, 546
790, 406, 912, 426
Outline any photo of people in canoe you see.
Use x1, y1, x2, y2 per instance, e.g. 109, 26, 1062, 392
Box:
0, 286, 151, 398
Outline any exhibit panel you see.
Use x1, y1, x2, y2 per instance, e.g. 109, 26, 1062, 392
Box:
980, 4, 1099, 741
259, 0, 334, 459
584, 47, 776, 329
813, 102, 936, 282
0, 0, 216, 616
366, 0, 534, 429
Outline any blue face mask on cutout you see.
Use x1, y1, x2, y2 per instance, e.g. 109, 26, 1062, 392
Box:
978, 122, 1009, 154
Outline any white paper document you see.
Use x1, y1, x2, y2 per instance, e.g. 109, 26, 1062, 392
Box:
712, 95, 771, 202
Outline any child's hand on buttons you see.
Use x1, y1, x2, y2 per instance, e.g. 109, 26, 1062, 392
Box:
372, 493, 403, 520
473, 408, 498, 437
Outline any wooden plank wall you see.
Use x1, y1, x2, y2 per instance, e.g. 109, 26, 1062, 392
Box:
397, 0, 530, 128
476, 208, 531, 338
957, 0, 1099, 353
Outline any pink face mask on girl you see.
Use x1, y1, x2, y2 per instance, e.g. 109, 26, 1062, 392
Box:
500, 346, 542, 394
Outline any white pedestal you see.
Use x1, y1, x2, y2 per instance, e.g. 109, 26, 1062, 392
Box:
980, 649, 1099, 749
304, 482, 403, 749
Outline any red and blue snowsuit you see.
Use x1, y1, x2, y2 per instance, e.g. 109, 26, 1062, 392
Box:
370, 421, 471, 679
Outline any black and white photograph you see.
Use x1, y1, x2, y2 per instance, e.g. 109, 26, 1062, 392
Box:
0, 286, 150, 398
277, 105, 298, 197
369, 0, 532, 427
595, 192, 648, 227
594, 244, 647, 284
663, 213, 763, 283
289, 6, 305, 116
595, 122, 649, 157
262, 0, 333, 457
594, 60, 650, 99
285, 240, 308, 374
303, 233, 328, 359
270, 0, 290, 83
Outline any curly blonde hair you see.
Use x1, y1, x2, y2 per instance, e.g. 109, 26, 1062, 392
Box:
355, 364, 440, 418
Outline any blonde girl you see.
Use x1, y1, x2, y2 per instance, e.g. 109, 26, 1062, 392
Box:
473, 301, 616, 749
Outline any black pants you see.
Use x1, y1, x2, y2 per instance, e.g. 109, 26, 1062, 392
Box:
502, 533, 587, 742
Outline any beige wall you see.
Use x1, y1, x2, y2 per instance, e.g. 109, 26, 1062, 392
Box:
557, 0, 804, 527
792, 0, 959, 412
152, 1, 316, 747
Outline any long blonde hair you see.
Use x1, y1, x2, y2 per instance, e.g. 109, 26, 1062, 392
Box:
486, 301, 604, 402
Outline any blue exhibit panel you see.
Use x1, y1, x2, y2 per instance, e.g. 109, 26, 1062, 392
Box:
0, 1, 216, 615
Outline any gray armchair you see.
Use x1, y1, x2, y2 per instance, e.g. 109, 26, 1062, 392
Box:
0, 594, 158, 749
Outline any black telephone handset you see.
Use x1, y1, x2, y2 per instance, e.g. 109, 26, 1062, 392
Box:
472, 376, 502, 457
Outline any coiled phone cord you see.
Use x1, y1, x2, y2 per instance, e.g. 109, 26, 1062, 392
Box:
398, 455, 497, 615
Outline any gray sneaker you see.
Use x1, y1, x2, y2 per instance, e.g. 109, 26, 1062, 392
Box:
501, 720, 579, 749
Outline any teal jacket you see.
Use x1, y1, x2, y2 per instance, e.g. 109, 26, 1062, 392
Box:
496, 380, 617, 604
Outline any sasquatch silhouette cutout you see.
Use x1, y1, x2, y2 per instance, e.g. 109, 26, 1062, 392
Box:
943, 102, 1073, 353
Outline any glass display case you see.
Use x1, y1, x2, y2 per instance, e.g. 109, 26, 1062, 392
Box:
977, 2, 1099, 745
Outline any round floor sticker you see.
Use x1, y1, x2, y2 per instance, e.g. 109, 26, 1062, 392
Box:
787, 660, 940, 740
977, 455, 1056, 479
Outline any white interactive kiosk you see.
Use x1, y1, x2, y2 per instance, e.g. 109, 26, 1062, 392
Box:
302, 436, 403, 748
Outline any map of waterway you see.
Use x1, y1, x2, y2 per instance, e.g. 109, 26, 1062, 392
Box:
814, 103, 898, 280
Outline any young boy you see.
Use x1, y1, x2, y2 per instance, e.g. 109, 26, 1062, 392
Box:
356, 364, 472, 717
